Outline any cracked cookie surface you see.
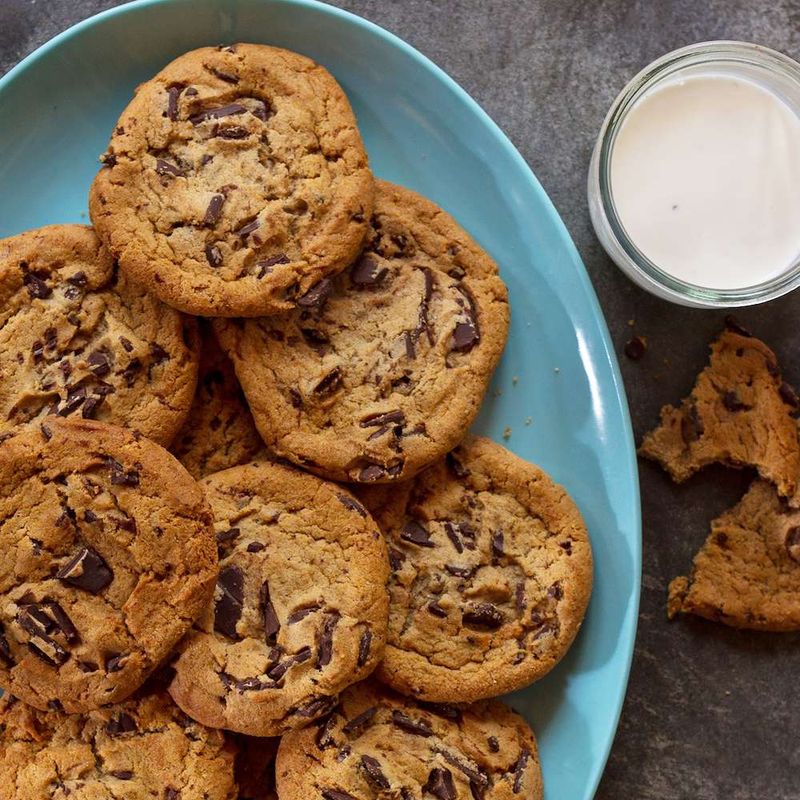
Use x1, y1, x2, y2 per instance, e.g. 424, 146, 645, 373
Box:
276, 678, 543, 800
0, 225, 199, 445
89, 43, 373, 317
0, 417, 217, 712
168, 460, 389, 737
170, 322, 264, 479
0, 690, 237, 799
640, 324, 800, 497
356, 436, 592, 702
668, 477, 800, 630
215, 181, 509, 484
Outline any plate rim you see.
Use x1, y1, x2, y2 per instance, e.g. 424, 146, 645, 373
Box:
0, 1, 642, 796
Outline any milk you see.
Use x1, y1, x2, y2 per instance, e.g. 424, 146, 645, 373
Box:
610, 73, 800, 290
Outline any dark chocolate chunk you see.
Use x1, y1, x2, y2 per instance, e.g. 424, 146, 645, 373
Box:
491, 530, 504, 561
316, 714, 338, 749
388, 548, 405, 571
164, 789, 180, 800
293, 695, 338, 718
56, 547, 113, 593
214, 125, 250, 139
166, 84, 183, 120
45, 600, 79, 645
190, 103, 247, 124
487, 735, 500, 752
58, 386, 87, 417
119, 336, 134, 353
361, 755, 390, 789
87, 349, 112, 377
680, 404, 704, 444
106, 652, 127, 672
443, 521, 464, 553
80, 395, 100, 419
210, 66, 239, 83
205, 244, 223, 268
360, 409, 406, 428
321, 790, 357, 800
512, 749, 530, 793
446, 452, 470, 478
624, 335, 647, 361
317, 612, 340, 668
203, 193, 225, 226
251, 99, 271, 120
722, 390, 748, 412
110, 770, 133, 780
289, 388, 304, 408
358, 464, 385, 482
236, 218, 260, 238
288, 602, 322, 623
260, 580, 281, 643
400, 519, 434, 548
122, 357, 142, 387
391, 710, 432, 737
297, 278, 332, 311
214, 566, 245, 639
216, 527, 240, 545
100, 152, 117, 167
419, 702, 462, 722
155, 159, 184, 177
336, 494, 367, 517
31, 340, 44, 363
256, 253, 290, 278
314, 367, 343, 396
462, 602, 504, 630
423, 767, 456, 800
515, 582, 526, 613
266, 646, 312, 680
0, 622, 14, 666
342, 705, 377, 737
105, 456, 140, 486
452, 313, 479, 352
350, 254, 388, 287
445, 564, 473, 579
23, 272, 52, 300
357, 627, 372, 667
724, 315, 752, 337
246, 541, 266, 553
548, 581, 563, 600
106, 712, 137, 736
437, 749, 489, 786
427, 600, 447, 618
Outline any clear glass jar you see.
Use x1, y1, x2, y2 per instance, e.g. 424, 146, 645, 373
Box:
588, 41, 800, 308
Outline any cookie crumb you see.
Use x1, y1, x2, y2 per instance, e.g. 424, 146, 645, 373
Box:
525, 416, 532, 426
512, 376, 519, 386
493, 388, 503, 398
502, 426, 511, 440
628, 318, 635, 327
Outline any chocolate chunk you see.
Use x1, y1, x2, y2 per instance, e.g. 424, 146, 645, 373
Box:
235, 676, 267, 693
314, 367, 343, 396
360, 409, 406, 428
418, 702, 462, 723
87, 349, 112, 377
423, 767, 456, 800
427, 600, 447, 618
297, 278, 333, 310
357, 628, 372, 667
680, 404, 704, 444
246, 541, 265, 553
236, 218, 260, 238
58, 386, 87, 417
106, 456, 140, 486
491, 530, 504, 560
155, 159, 184, 177
100, 152, 117, 167
203, 193, 225, 226
391, 710, 432, 737
512, 749, 530, 793
106, 712, 137, 736
337, 494, 367, 517
44, 327, 57, 350
260, 581, 281, 644
342, 705, 377, 736
462, 602, 504, 630
438, 749, 488, 786
56, 547, 113, 593
400, 520, 434, 547
23, 272, 52, 300
289, 388, 304, 408
487, 735, 500, 752
166, 84, 183, 120
216, 527, 239, 545
445, 564, 473, 579
388, 548, 406, 572
81, 394, 102, 418
443, 521, 464, 553
624, 335, 647, 361
414, 267, 435, 346
300, 326, 328, 346
361, 755, 390, 790
724, 315, 752, 337
256, 253, 290, 278
214, 566, 245, 639
45, 601, 79, 645
150, 344, 169, 364
515, 582, 526, 613
317, 612, 340, 668
119, 336, 134, 353
106, 652, 127, 672
267, 646, 312, 680
164, 789, 180, 800
190, 103, 247, 124
321, 790, 357, 800
214, 125, 250, 139
205, 244, 223, 268
446, 452, 470, 478
84, 509, 98, 523
288, 602, 322, 623
251, 99, 271, 120
548, 581, 563, 600
110, 770, 133, 780
452, 307, 479, 352
358, 464, 385, 482
122, 357, 142, 387
350, 254, 388, 287
210, 66, 239, 83
27, 636, 69, 667
722, 390, 748, 411
293, 695, 338, 718
31, 340, 44, 363
786, 527, 800, 562
316, 715, 338, 749
780, 382, 800, 410
0, 622, 14, 666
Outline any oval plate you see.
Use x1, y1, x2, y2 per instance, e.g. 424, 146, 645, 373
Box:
0, 1, 641, 797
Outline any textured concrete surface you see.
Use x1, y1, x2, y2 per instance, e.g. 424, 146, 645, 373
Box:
3, 1, 800, 797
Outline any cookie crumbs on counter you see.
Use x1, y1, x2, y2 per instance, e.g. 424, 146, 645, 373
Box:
502, 426, 512, 440
512, 375, 519, 385
554, 367, 560, 373
525, 416, 533, 426
628, 318, 635, 327
493, 388, 504, 397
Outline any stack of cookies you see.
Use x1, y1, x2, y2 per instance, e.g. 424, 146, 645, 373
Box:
0, 43, 593, 799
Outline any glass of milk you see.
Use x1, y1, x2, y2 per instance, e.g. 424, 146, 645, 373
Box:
588, 41, 800, 307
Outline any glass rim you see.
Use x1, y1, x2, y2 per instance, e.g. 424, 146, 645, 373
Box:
594, 40, 800, 307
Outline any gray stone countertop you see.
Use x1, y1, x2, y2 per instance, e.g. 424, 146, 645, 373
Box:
2, 1, 799, 797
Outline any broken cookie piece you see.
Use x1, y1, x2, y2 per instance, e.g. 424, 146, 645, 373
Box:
640, 324, 800, 497
668, 477, 800, 630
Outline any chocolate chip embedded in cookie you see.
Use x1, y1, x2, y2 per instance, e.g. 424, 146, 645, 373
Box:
168, 460, 389, 737
214, 180, 509, 484
0, 690, 237, 799
0, 418, 217, 712
355, 435, 592, 703
640, 324, 800, 496
275, 679, 543, 800
668, 477, 800, 630
89, 44, 374, 317
170, 322, 264, 479
0, 225, 199, 445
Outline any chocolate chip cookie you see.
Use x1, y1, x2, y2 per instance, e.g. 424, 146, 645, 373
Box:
640, 322, 800, 497
89, 44, 373, 317
234, 734, 279, 800
356, 435, 592, 702
0, 690, 237, 799
668, 477, 800, 630
170, 322, 263, 478
0, 225, 199, 445
275, 679, 543, 800
168, 460, 389, 737
0, 417, 217, 712
215, 180, 509, 484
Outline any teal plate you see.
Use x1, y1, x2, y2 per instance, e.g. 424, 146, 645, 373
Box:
0, 2, 641, 797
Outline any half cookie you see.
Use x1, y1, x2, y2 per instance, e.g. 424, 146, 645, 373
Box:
90, 44, 373, 317
0, 225, 198, 445
0, 691, 237, 799
168, 460, 389, 736
640, 324, 800, 497
0, 418, 217, 712
668, 477, 800, 630
215, 180, 509, 484
357, 436, 592, 702
276, 679, 543, 800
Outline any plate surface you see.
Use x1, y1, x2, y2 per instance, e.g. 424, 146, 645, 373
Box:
0, 2, 641, 797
